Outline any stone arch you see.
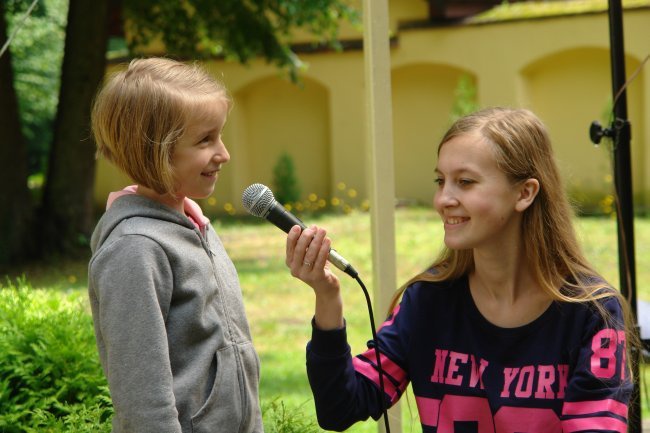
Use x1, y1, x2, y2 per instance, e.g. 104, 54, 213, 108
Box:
521, 47, 645, 211
232, 75, 331, 203
392, 62, 478, 204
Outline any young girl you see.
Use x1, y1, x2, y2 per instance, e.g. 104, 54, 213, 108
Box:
285, 107, 635, 432
89, 58, 263, 433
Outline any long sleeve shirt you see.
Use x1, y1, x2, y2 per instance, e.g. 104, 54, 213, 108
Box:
306, 276, 631, 432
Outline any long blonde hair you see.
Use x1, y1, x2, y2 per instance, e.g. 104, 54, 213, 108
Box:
390, 107, 638, 371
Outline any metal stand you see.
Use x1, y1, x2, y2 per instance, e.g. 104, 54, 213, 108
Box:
589, 0, 642, 430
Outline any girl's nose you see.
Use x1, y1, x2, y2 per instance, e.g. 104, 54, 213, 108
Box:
434, 185, 458, 209
215, 138, 230, 164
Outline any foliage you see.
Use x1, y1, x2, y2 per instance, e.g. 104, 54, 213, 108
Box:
450, 74, 479, 123
0, 278, 112, 431
470, 0, 650, 23
272, 152, 301, 205
262, 398, 320, 433
123, 0, 360, 82
25, 402, 113, 433
4, 0, 68, 175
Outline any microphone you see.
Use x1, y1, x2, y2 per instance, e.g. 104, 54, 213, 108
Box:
242, 183, 358, 278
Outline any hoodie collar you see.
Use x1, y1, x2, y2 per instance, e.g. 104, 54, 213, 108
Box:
106, 185, 210, 230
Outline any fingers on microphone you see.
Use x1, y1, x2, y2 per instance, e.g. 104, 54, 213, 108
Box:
304, 228, 326, 269
287, 226, 314, 276
314, 236, 331, 269
285, 225, 300, 267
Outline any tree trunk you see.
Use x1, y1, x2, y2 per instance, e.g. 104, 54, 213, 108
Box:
0, 2, 33, 265
40, 0, 110, 256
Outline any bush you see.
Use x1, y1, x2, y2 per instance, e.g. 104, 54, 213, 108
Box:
0, 279, 320, 432
262, 398, 320, 433
0, 279, 112, 432
272, 152, 301, 205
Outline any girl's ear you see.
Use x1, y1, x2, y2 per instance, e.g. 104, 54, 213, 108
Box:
515, 178, 540, 212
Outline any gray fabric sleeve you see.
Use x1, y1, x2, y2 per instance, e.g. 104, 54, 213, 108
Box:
90, 234, 181, 433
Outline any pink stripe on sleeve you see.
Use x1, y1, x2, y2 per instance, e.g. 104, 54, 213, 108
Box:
562, 399, 628, 418
357, 349, 407, 384
561, 416, 627, 433
378, 304, 401, 331
352, 357, 407, 403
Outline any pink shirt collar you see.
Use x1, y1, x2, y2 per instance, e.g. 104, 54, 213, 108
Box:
106, 185, 210, 230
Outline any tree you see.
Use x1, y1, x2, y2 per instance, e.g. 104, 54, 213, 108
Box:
0, 0, 358, 265
0, 1, 32, 264
124, 0, 359, 82
39, 0, 111, 255
6, 0, 67, 176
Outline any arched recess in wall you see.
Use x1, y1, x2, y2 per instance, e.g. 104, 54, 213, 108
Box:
522, 47, 645, 213
391, 63, 477, 205
234, 75, 331, 202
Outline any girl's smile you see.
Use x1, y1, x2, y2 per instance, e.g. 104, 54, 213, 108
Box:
434, 132, 523, 252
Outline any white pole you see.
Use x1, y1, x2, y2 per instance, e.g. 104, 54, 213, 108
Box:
362, 0, 401, 431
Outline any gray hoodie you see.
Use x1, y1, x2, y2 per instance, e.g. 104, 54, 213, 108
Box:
88, 194, 263, 433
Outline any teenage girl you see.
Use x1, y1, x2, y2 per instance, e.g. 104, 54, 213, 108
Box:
286, 107, 634, 432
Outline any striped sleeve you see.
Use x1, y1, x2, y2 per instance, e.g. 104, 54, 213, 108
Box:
306, 286, 414, 430
352, 301, 410, 406
560, 295, 632, 433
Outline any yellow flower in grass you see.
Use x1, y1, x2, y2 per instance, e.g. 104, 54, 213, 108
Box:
599, 194, 614, 215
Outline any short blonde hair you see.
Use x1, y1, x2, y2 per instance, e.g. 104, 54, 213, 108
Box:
91, 57, 230, 194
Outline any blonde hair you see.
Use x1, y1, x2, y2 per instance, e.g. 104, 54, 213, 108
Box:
390, 107, 638, 372
91, 57, 230, 195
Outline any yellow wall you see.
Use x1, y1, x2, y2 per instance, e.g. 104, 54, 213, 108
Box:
94, 4, 650, 216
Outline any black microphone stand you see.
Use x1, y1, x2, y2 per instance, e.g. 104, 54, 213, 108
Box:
588, 0, 641, 431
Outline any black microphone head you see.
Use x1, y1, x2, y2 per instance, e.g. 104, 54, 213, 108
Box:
242, 183, 276, 218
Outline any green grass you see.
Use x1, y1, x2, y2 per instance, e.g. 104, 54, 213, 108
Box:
3, 207, 650, 431
221, 208, 650, 431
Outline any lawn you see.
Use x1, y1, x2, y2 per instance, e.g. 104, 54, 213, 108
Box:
220, 207, 650, 431
2, 207, 649, 431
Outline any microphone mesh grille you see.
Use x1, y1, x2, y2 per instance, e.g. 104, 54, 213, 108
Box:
242, 183, 275, 217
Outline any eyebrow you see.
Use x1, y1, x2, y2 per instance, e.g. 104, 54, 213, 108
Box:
434, 166, 480, 176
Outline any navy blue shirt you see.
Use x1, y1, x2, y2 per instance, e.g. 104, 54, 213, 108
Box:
306, 276, 631, 432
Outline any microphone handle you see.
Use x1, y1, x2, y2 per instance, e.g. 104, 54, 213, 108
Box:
266, 204, 358, 278
267, 203, 307, 233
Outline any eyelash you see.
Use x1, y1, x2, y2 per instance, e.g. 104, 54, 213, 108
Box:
434, 177, 474, 186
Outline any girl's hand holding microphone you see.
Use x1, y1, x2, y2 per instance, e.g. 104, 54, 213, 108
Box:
286, 225, 344, 330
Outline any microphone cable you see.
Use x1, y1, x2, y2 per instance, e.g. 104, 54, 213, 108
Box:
241, 183, 391, 430
353, 274, 391, 433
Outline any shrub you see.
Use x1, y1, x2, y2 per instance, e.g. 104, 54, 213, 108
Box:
450, 74, 479, 123
272, 152, 301, 205
0, 278, 319, 431
0, 279, 112, 431
262, 398, 320, 433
